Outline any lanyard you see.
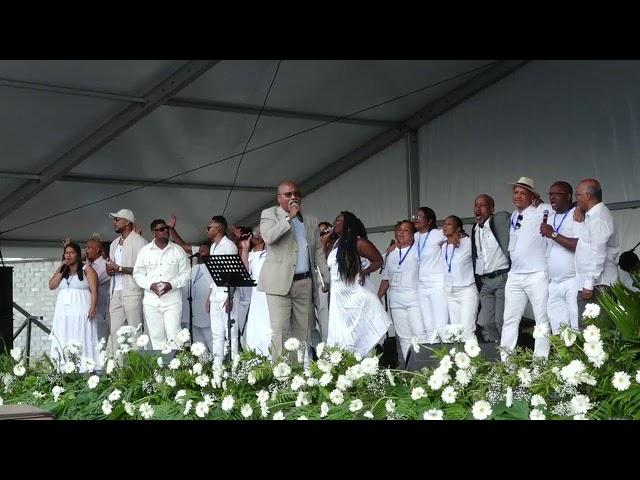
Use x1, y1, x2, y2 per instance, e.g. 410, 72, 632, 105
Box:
417, 230, 431, 260
444, 244, 456, 273
398, 243, 414, 268
510, 212, 521, 232
553, 209, 570, 233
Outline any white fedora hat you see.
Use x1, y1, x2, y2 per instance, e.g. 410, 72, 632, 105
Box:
508, 176, 536, 193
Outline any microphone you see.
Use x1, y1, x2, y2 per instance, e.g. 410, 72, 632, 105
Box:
188, 252, 200, 259
542, 209, 549, 224
289, 199, 303, 222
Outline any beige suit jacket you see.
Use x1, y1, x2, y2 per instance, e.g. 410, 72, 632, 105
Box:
257, 205, 330, 297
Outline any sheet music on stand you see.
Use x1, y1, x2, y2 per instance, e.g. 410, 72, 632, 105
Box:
202, 254, 255, 365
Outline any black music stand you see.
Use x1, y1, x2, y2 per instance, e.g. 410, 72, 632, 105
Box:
203, 254, 255, 365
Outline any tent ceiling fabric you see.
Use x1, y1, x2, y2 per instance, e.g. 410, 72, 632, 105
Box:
0, 59, 495, 256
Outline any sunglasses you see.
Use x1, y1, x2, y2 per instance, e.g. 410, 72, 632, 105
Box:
278, 190, 302, 198
153, 226, 169, 232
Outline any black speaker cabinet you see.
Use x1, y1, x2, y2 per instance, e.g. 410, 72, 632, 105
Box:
0, 266, 13, 354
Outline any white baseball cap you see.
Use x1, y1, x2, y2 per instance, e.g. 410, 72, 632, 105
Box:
109, 208, 135, 223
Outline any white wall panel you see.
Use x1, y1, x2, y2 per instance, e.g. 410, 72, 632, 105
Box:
418, 60, 640, 218
302, 139, 407, 229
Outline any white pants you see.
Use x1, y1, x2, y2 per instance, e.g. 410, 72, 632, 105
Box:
144, 301, 182, 350
547, 277, 579, 334
446, 284, 479, 341
390, 304, 423, 363
418, 274, 449, 342
210, 293, 238, 367
500, 271, 551, 361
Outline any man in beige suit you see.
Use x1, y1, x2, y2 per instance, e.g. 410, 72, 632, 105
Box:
258, 181, 330, 361
106, 208, 148, 352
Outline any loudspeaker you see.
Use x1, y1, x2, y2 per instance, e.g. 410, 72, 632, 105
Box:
0, 405, 56, 420
0, 266, 13, 354
405, 341, 500, 371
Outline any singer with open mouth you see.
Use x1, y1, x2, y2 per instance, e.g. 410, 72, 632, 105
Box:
258, 181, 330, 362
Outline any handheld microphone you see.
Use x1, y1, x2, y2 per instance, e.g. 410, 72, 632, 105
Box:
188, 252, 200, 259
542, 209, 549, 224
289, 199, 303, 222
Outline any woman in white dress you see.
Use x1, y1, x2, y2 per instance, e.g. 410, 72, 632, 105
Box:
48, 242, 99, 372
239, 226, 271, 356
441, 216, 479, 341
327, 211, 389, 357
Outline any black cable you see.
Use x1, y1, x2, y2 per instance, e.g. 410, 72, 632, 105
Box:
0, 61, 498, 236
222, 60, 281, 216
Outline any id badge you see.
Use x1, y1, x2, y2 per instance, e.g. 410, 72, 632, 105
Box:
475, 258, 485, 276
508, 232, 517, 252
444, 272, 454, 292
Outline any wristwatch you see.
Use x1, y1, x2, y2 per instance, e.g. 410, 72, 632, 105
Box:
118, 266, 123, 272
551, 232, 558, 239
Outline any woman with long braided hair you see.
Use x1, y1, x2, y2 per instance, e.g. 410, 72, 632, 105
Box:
326, 211, 389, 356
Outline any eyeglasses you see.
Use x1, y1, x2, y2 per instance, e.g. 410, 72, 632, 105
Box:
411, 214, 425, 220
153, 226, 169, 232
278, 190, 302, 198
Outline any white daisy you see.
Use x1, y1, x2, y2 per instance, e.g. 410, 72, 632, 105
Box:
423, 409, 444, 420
529, 408, 545, 420
284, 337, 300, 352
190, 342, 206, 357
101, 400, 113, 415
349, 399, 364, 412
441, 386, 457, 404
411, 387, 427, 400
612, 371, 632, 391
530, 395, 546, 407
221, 395, 235, 412
272, 411, 285, 420
195, 401, 209, 418
454, 352, 471, 370
241, 404, 253, 418
472, 400, 492, 420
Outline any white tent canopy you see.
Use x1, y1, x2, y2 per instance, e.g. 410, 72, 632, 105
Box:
1, 60, 639, 260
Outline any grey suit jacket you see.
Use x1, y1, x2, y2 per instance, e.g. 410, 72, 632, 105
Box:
257, 205, 330, 297
471, 210, 511, 272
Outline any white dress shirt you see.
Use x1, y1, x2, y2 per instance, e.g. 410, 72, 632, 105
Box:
382, 242, 420, 308
133, 240, 190, 306
546, 206, 583, 282
509, 203, 551, 274
209, 236, 239, 297
441, 237, 475, 287
414, 228, 446, 280
575, 202, 620, 290
474, 216, 510, 275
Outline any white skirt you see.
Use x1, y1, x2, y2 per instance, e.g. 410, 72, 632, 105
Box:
49, 288, 99, 372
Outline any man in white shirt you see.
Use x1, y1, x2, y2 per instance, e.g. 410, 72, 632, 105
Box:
205, 215, 241, 366
133, 219, 190, 350
500, 177, 552, 361
575, 179, 620, 318
471, 194, 511, 343
539, 181, 583, 333
106, 208, 148, 352
85, 237, 111, 343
